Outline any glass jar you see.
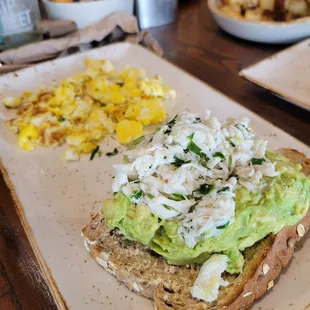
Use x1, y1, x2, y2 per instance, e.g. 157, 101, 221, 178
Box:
0, 0, 42, 50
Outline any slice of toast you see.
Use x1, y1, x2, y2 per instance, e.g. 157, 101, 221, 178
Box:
82, 148, 310, 310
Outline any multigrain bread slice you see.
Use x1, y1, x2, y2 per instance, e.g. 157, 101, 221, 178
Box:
82, 148, 310, 310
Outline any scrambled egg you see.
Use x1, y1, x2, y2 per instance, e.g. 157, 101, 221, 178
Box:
4, 58, 176, 161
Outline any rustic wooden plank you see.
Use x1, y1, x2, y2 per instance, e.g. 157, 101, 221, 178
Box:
0, 258, 21, 310
0, 171, 58, 310
0, 293, 20, 310
0, 259, 12, 300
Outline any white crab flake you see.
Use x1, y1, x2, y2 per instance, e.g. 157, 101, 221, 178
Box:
191, 254, 229, 302
112, 110, 279, 249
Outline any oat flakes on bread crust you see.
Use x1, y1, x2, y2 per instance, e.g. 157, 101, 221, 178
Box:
82, 149, 310, 310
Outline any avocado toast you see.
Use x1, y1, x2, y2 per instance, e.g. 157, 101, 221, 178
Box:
82, 111, 310, 309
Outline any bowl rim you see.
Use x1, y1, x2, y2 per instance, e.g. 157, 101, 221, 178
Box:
207, 0, 310, 27
42, 0, 111, 5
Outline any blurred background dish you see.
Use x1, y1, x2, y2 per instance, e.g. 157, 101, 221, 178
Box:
240, 38, 310, 111
208, 0, 310, 43
219, 0, 310, 22
42, 0, 134, 29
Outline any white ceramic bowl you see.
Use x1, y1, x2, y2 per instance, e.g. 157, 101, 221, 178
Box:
42, 0, 134, 29
207, 0, 310, 44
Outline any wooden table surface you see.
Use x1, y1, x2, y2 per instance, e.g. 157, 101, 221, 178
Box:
0, 0, 309, 309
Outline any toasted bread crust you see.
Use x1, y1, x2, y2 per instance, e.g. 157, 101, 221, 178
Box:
82, 148, 310, 310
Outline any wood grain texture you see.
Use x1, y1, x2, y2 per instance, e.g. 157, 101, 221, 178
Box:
0, 0, 309, 309
0, 172, 58, 310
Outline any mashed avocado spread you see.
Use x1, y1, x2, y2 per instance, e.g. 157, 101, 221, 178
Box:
102, 111, 310, 275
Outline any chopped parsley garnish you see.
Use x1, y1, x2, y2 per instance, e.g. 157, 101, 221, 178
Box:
99, 102, 107, 107
147, 193, 154, 199
230, 141, 236, 147
58, 116, 66, 122
172, 193, 192, 200
217, 186, 230, 193
235, 124, 247, 130
194, 184, 214, 196
172, 156, 191, 166
217, 222, 230, 229
199, 159, 210, 169
90, 146, 100, 161
187, 134, 209, 161
172, 193, 185, 199
131, 190, 143, 200
251, 158, 266, 165
166, 115, 178, 128
129, 179, 140, 183
123, 155, 129, 163
162, 204, 180, 213
194, 117, 201, 123
235, 124, 253, 136
106, 148, 119, 157
213, 152, 225, 160
116, 82, 124, 87
128, 136, 145, 150
187, 140, 202, 155
133, 136, 145, 146
164, 115, 178, 134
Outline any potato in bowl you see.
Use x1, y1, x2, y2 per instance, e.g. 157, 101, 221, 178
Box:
219, 0, 310, 22
208, 0, 310, 43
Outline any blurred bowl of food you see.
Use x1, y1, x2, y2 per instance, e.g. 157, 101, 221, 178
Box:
42, 0, 134, 29
207, 0, 310, 44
